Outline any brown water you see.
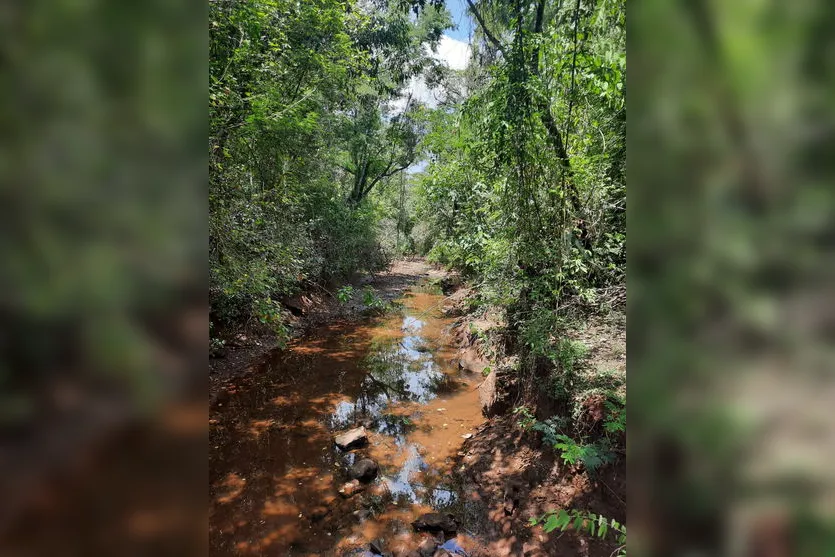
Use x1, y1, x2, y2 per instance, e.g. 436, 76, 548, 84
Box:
209, 283, 484, 556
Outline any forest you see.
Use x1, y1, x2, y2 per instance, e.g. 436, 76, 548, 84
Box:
1, 0, 832, 555
210, 0, 625, 554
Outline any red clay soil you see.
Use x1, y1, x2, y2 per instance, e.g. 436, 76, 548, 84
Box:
443, 302, 626, 557
209, 263, 626, 556
452, 414, 626, 557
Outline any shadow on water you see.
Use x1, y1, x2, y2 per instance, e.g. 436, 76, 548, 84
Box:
210, 284, 484, 556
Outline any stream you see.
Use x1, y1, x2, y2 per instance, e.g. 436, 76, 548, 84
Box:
210, 281, 484, 556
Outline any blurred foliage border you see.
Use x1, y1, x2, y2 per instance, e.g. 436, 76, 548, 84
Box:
629, 0, 835, 555
0, 0, 207, 555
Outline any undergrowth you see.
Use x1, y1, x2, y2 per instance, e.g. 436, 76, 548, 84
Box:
530, 509, 626, 556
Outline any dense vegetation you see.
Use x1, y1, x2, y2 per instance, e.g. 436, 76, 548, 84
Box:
210, 0, 625, 548
210, 0, 624, 449
416, 0, 626, 524
210, 0, 449, 334
210, 0, 624, 330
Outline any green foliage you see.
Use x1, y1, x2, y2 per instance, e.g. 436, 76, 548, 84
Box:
529, 414, 615, 474
530, 509, 626, 556
210, 337, 226, 353
210, 0, 452, 335
603, 397, 626, 434
555, 339, 589, 373
513, 405, 537, 429
530, 416, 567, 445
362, 286, 387, 311
407, 0, 626, 491
415, 0, 625, 296
529, 391, 625, 475
337, 286, 355, 304
551, 434, 614, 473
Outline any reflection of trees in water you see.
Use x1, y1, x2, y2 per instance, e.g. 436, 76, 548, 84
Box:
361, 337, 448, 402
330, 336, 451, 430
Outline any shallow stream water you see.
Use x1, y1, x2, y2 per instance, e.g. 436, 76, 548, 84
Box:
209, 282, 484, 556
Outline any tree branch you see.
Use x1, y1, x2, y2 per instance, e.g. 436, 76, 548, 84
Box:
564, 0, 581, 134
362, 158, 411, 199
534, 0, 546, 33
465, 0, 506, 57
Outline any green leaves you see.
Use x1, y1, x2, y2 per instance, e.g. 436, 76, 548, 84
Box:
531, 509, 627, 554
542, 509, 570, 532
337, 285, 355, 304
210, 0, 445, 332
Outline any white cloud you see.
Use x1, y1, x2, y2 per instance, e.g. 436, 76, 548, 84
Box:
392, 35, 471, 112
432, 35, 471, 71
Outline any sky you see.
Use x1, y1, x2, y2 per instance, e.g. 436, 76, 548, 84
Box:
403, 1, 474, 174
434, 0, 474, 71
445, 0, 474, 42
398, 1, 473, 110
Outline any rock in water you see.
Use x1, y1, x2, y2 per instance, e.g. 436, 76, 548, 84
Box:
411, 513, 458, 535
350, 458, 379, 482
334, 426, 368, 450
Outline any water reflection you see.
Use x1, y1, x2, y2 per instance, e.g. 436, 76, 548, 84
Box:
210, 285, 481, 557
428, 485, 456, 508
402, 315, 424, 332
381, 444, 459, 508
328, 310, 466, 512
384, 444, 428, 503
329, 315, 450, 432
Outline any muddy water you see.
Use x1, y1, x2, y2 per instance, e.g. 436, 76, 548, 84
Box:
210, 283, 484, 556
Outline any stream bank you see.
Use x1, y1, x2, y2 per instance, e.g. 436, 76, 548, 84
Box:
444, 293, 627, 557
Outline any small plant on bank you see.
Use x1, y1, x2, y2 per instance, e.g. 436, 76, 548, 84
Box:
210, 321, 225, 354
362, 286, 387, 311
529, 416, 567, 444
555, 338, 589, 374
336, 285, 354, 304
513, 406, 537, 429
530, 509, 626, 556
603, 397, 626, 434
252, 297, 290, 346
210, 336, 226, 357
529, 394, 624, 475
551, 435, 615, 474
